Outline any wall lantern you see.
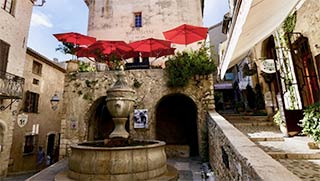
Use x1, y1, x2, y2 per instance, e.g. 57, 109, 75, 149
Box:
50, 93, 60, 111
32, 0, 46, 6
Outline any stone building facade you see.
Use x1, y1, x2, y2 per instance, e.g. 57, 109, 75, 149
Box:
7, 48, 65, 174
85, 0, 204, 62
59, 70, 214, 159
291, 0, 320, 106
0, 1, 34, 177
252, 0, 320, 112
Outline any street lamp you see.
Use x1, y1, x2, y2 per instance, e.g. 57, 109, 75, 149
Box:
50, 93, 59, 111
32, 0, 46, 6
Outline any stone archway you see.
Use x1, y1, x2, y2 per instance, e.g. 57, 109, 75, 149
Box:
156, 93, 198, 157
87, 97, 129, 141
87, 97, 113, 141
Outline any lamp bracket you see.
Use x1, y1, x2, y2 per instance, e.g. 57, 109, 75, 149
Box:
0, 99, 19, 111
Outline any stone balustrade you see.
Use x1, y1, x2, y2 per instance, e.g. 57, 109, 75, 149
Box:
207, 111, 301, 181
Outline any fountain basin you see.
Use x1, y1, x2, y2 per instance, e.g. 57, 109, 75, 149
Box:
68, 140, 167, 180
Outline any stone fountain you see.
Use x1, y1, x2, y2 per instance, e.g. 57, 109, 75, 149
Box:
59, 71, 177, 181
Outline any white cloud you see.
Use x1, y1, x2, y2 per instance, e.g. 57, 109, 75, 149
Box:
31, 12, 53, 28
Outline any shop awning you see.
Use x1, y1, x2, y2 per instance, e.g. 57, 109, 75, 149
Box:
219, 0, 302, 79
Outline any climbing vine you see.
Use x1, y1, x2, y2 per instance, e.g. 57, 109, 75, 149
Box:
272, 11, 300, 109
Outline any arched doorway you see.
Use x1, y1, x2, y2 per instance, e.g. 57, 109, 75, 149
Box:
46, 133, 55, 157
87, 97, 129, 141
156, 93, 198, 156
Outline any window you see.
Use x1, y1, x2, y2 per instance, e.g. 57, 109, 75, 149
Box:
32, 78, 39, 85
23, 134, 37, 154
0, 39, 10, 76
0, 124, 4, 152
32, 61, 42, 75
1, 0, 14, 14
24, 91, 40, 113
134, 12, 142, 28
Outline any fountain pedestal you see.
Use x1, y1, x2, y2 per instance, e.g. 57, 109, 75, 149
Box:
109, 118, 129, 138
106, 71, 135, 138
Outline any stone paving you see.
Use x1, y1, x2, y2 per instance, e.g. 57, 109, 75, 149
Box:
4, 157, 209, 181
167, 157, 213, 181
277, 159, 320, 181
226, 115, 320, 180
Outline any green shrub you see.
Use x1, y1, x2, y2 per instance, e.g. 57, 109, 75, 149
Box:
165, 46, 216, 87
79, 62, 95, 72
299, 102, 320, 143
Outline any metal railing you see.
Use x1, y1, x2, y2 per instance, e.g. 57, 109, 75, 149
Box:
0, 71, 24, 99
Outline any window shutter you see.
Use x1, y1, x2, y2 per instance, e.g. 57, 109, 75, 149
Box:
0, 40, 9, 74
24, 91, 31, 112
34, 93, 39, 113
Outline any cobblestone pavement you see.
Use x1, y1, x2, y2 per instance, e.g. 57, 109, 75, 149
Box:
277, 159, 320, 181
4, 157, 211, 181
2, 172, 36, 181
167, 157, 214, 181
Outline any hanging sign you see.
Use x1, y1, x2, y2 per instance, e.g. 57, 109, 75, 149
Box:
260, 59, 279, 74
17, 113, 28, 127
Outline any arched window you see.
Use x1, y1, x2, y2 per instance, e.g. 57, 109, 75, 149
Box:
1, 0, 15, 14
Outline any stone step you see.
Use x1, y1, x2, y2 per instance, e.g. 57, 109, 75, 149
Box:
268, 152, 320, 159
233, 121, 274, 127
224, 115, 270, 123
250, 137, 285, 142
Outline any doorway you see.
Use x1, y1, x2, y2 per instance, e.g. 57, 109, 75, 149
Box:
291, 34, 320, 107
156, 93, 198, 156
46, 134, 55, 157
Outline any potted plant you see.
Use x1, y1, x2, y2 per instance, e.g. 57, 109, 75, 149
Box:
108, 54, 125, 71
273, 110, 288, 136
78, 62, 96, 72
299, 102, 320, 148
56, 42, 79, 72
92, 49, 108, 72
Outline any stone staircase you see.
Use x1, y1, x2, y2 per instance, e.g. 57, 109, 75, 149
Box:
222, 114, 320, 180
223, 115, 284, 142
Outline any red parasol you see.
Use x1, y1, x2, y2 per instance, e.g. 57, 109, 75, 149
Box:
87, 40, 135, 60
141, 48, 176, 58
76, 47, 97, 58
53, 32, 96, 46
162, 24, 208, 45
129, 38, 172, 53
129, 38, 173, 60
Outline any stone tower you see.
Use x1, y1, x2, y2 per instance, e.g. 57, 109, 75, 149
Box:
84, 0, 203, 43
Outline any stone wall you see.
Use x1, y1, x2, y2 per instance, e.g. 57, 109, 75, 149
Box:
0, 1, 33, 177
85, 0, 203, 64
8, 49, 66, 173
294, 0, 320, 83
59, 69, 214, 159
0, 1, 33, 77
207, 111, 300, 181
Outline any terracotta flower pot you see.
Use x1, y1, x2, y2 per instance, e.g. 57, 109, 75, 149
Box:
66, 60, 79, 72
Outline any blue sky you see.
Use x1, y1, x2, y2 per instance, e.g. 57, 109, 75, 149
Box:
27, 0, 228, 61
